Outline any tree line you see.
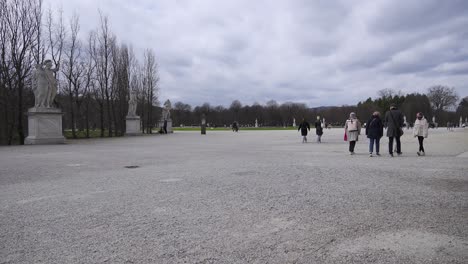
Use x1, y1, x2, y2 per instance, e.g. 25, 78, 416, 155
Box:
0, 0, 160, 145
171, 86, 467, 128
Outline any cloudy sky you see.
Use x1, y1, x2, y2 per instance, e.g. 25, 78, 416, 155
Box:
44, 0, 468, 107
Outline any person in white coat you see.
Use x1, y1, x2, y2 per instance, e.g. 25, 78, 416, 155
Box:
413, 112, 429, 156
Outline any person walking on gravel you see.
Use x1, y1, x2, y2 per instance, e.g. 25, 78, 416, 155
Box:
384, 104, 404, 157
314, 116, 323, 143
298, 118, 311, 143
366, 111, 384, 157
413, 112, 429, 156
345, 112, 361, 155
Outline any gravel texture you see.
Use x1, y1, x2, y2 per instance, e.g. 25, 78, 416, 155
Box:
1, 128, 467, 263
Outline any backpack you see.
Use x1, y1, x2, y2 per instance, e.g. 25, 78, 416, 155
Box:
347, 119, 358, 131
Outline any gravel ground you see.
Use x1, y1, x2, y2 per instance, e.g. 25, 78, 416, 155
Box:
1, 128, 467, 263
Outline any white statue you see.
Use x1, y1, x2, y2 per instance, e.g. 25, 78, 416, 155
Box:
33, 60, 59, 108
162, 99, 172, 120
127, 90, 137, 117
255, 118, 258, 128
293, 118, 296, 127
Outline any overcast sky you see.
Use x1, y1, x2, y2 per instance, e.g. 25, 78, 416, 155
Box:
44, 0, 468, 107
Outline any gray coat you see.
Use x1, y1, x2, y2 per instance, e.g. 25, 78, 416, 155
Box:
384, 109, 404, 137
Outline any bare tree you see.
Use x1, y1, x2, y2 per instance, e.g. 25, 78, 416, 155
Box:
1, 0, 41, 144
141, 49, 159, 133
93, 13, 116, 137
62, 13, 84, 138
427, 85, 459, 113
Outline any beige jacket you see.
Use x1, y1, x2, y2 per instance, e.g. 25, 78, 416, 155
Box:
413, 117, 429, 138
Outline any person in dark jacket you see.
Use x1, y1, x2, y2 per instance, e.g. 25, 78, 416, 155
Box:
298, 118, 310, 143
314, 116, 323, 143
384, 104, 404, 156
366, 111, 384, 157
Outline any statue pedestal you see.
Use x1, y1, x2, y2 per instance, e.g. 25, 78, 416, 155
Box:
159, 119, 173, 133
25, 107, 65, 145
125, 116, 141, 136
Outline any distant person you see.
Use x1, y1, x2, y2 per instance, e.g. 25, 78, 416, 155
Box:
314, 116, 323, 143
232, 121, 239, 132
413, 112, 429, 156
365, 111, 384, 157
384, 104, 404, 157
345, 112, 361, 155
163, 119, 168, 134
297, 118, 310, 143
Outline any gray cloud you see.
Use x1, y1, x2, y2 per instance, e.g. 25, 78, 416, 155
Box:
45, 0, 468, 107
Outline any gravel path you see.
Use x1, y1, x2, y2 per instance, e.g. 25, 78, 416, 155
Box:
1, 128, 467, 263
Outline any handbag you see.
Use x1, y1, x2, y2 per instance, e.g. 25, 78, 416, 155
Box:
344, 131, 348, 141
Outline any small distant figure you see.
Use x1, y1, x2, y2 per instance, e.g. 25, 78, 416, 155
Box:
314, 116, 323, 143
232, 121, 239, 132
345, 112, 361, 155
297, 118, 310, 143
414, 112, 429, 156
366, 111, 384, 157
163, 119, 168, 134
384, 104, 404, 157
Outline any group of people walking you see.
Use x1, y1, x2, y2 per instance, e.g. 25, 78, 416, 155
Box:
298, 116, 323, 143
298, 104, 430, 157
345, 104, 429, 157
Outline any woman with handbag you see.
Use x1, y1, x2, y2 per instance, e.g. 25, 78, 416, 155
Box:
345, 112, 361, 155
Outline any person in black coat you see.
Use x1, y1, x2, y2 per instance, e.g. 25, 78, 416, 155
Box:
366, 111, 384, 157
314, 116, 323, 143
297, 118, 310, 143
384, 104, 405, 156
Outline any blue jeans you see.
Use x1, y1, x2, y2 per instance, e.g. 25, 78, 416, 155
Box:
369, 138, 380, 153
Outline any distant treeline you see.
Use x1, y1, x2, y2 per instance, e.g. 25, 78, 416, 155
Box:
171, 87, 468, 128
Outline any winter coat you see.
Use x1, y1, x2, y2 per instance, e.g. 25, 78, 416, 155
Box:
315, 120, 323, 135
413, 117, 429, 138
298, 121, 310, 136
384, 109, 404, 137
366, 116, 384, 139
345, 118, 361, 141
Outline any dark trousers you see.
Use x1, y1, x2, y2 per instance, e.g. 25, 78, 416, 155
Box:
349, 141, 356, 152
388, 136, 401, 154
418, 136, 425, 152
369, 138, 380, 153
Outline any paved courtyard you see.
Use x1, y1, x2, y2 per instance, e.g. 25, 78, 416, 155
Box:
1, 128, 468, 263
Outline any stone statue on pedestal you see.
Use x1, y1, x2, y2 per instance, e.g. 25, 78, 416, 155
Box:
26, 59, 64, 144
125, 89, 141, 136
158, 99, 173, 133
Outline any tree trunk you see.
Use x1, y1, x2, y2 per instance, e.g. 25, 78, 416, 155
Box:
106, 96, 112, 137
99, 101, 104, 137
85, 99, 90, 138
17, 79, 24, 145
69, 93, 76, 138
